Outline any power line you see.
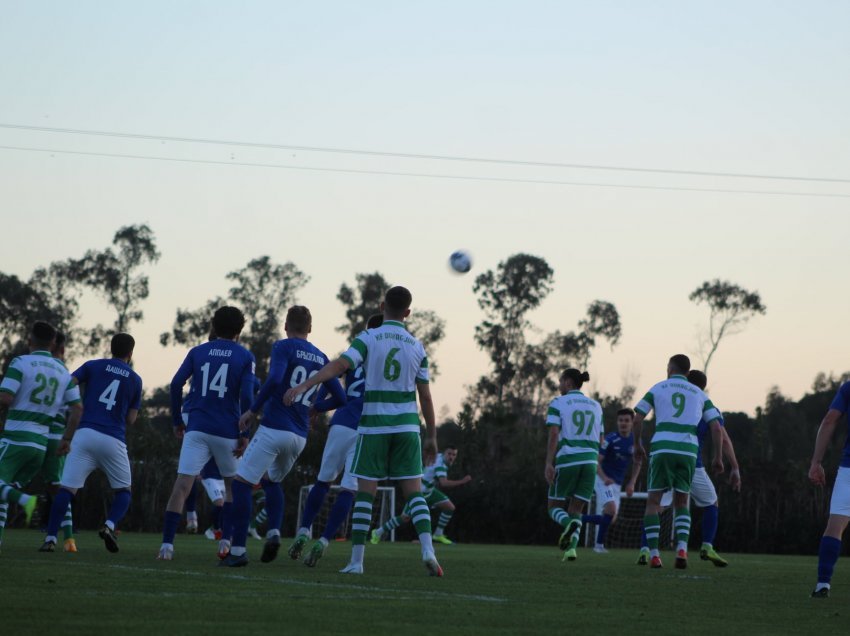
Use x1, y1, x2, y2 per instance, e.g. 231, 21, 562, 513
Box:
2, 144, 848, 199
1, 122, 848, 184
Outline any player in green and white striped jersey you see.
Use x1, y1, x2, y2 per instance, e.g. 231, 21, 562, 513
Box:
545, 369, 604, 561
632, 354, 723, 569
285, 286, 442, 577
0, 322, 82, 548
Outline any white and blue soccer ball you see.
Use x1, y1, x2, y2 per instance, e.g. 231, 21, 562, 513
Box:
449, 250, 472, 274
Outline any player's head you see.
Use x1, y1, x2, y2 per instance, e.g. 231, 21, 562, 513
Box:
51, 331, 67, 360
559, 368, 590, 393
687, 369, 707, 391
616, 408, 635, 435
30, 321, 57, 351
381, 286, 412, 321
284, 305, 312, 337
212, 306, 246, 340
111, 333, 135, 361
366, 313, 384, 330
442, 445, 458, 465
667, 354, 690, 377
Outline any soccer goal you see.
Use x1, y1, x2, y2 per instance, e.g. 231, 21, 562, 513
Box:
583, 492, 675, 549
296, 485, 397, 542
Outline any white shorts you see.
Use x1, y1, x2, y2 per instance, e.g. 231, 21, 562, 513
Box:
177, 431, 239, 478
202, 478, 226, 503
594, 478, 621, 514
830, 466, 850, 516
61, 428, 131, 490
237, 426, 306, 485
659, 467, 717, 508
317, 426, 358, 492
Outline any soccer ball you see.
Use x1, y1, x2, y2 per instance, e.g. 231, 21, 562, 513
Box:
449, 250, 472, 274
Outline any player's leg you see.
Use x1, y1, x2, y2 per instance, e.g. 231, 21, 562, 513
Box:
42, 430, 98, 551
224, 427, 279, 566
201, 478, 225, 539
371, 502, 411, 544
432, 496, 456, 544
292, 426, 355, 558
185, 478, 200, 533
304, 434, 360, 567
690, 468, 726, 566
160, 432, 211, 558
547, 468, 570, 532
0, 439, 46, 527
561, 465, 595, 561
394, 432, 441, 576
94, 431, 133, 553
206, 434, 242, 559
343, 433, 388, 574
813, 466, 850, 597
670, 456, 696, 569
582, 476, 608, 548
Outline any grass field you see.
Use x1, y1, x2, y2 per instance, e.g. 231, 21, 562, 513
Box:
0, 530, 845, 635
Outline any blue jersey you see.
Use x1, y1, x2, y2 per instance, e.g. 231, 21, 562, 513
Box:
250, 338, 346, 438
200, 457, 222, 480
170, 339, 256, 439
599, 432, 634, 485
695, 412, 725, 469
72, 359, 143, 443
829, 382, 850, 468
322, 366, 366, 430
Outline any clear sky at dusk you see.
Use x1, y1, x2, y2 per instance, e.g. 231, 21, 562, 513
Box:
1, 1, 848, 418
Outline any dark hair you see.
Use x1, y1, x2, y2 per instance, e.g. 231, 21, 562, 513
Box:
384, 286, 412, 317
286, 305, 312, 334
111, 333, 135, 359
212, 306, 245, 339
444, 445, 458, 451
560, 368, 590, 389
366, 313, 384, 329
617, 408, 635, 418
31, 321, 57, 348
54, 331, 67, 347
669, 354, 691, 375
687, 370, 707, 390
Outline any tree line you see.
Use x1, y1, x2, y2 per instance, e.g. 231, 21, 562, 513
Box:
6, 225, 835, 558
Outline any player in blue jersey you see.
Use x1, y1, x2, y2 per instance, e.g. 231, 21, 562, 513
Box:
222, 306, 347, 567
40, 333, 143, 553
582, 408, 641, 553
158, 306, 256, 561
288, 313, 384, 567
809, 380, 850, 598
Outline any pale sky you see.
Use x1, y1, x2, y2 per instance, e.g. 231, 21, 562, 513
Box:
1, 1, 848, 419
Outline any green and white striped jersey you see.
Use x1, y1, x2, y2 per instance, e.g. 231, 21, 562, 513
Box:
634, 375, 721, 460
546, 390, 604, 468
0, 351, 80, 451
341, 320, 428, 435
422, 453, 448, 495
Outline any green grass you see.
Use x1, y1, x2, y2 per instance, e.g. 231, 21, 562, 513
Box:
0, 530, 846, 635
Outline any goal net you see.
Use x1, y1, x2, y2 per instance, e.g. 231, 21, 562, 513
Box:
583, 492, 675, 549
296, 484, 397, 542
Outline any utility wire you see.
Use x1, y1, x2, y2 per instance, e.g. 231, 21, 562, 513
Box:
2, 144, 848, 199
0, 122, 848, 184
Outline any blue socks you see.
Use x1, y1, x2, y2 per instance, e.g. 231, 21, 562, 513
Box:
818, 536, 842, 584
221, 501, 234, 541
162, 510, 181, 544
300, 481, 331, 531
185, 481, 198, 513
641, 527, 649, 549
47, 489, 74, 537
322, 490, 355, 542
261, 479, 284, 535
596, 513, 614, 545
107, 490, 131, 528
702, 504, 719, 546
582, 514, 603, 524
210, 505, 222, 531
231, 480, 253, 549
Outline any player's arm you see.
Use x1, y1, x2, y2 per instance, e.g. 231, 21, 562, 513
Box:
240, 347, 291, 429
625, 455, 642, 497
809, 409, 843, 486
126, 408, 139, 427
57, 378, 84, 455
436, 474, 472, 489
417, 382, 437, 463
632, 411, 647, 464
317, 376, 347, 413
545, 425, 559, 485
283, 357, 350, 406
708, 418, 724, 475
0, 357, 22, 420
721, 428, 741, 491
170, 354, 193, 435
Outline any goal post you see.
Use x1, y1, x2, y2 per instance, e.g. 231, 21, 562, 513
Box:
583, 491, 675, 549
297, 484, 397, 542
